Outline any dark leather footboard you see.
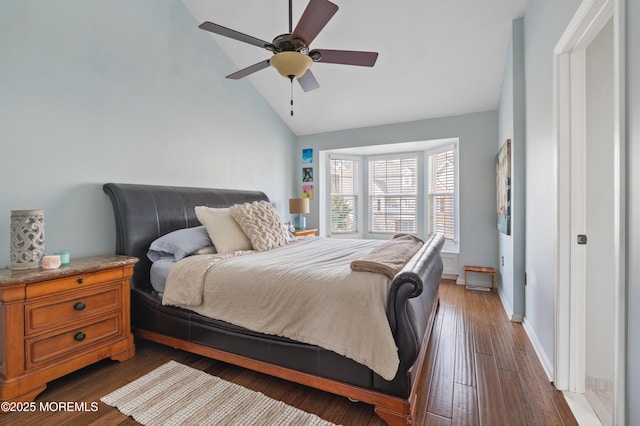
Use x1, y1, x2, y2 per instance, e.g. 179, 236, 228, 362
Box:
103, 182, 443, 401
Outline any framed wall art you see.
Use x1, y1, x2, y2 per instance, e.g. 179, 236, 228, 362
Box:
496, 139, 511, 235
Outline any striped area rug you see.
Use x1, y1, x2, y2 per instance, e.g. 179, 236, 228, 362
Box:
101, 360, 337, 426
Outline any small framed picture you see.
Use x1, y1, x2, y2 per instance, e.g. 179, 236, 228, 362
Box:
303, 168, 313, 182
302, 148, 313, 165
303, 185, 313, 200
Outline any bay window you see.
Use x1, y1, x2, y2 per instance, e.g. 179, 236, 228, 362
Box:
324, 140, 458, 251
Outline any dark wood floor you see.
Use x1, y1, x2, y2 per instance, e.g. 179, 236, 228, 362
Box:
1, 281, 577, 426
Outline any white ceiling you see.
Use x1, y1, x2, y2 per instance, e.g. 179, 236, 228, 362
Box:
181, 0, 525, 136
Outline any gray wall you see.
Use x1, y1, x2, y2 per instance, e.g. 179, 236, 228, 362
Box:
626, 0, 639, 422
0, 0, 295, 267
497, 18, 525, 321
296, 111, 499, 277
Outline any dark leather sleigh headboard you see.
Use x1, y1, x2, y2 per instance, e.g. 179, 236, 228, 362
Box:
103, 183, 268, 291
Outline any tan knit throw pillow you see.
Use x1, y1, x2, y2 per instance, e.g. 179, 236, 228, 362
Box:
229, 201, 289, 251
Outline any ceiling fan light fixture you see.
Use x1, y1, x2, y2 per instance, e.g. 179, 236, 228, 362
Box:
270, 51, 313, 79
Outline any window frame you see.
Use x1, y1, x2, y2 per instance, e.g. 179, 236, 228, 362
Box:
366, 152, 420, 236
327, 154, 362, 235
425, 143, 459, 252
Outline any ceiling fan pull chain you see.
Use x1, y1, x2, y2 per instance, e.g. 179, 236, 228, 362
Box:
290, 75, 295, 116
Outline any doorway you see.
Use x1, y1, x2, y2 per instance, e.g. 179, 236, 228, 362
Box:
553, 0, 626, 425
584, 18, 615, 425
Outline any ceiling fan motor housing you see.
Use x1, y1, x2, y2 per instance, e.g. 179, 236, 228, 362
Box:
272, 34, 309, 54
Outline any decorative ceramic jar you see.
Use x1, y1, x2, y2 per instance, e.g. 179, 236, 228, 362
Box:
10, 209, 45, 270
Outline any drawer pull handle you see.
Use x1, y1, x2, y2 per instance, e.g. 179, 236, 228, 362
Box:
73, 302, 86, 311
76, 278, 84, 284
74, 332, 86, 342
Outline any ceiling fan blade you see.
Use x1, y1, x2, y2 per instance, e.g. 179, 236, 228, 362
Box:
291, 0, 338, 46
226, 60, 271, 79
199, 22, 272, 50
297, 69, 320, 92
311, 49, 379, 67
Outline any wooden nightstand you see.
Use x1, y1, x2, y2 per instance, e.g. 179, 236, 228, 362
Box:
0, 255, 138, 403
293, 228, 318, 237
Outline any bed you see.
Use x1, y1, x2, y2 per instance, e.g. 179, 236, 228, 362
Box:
103, 183, 444, 425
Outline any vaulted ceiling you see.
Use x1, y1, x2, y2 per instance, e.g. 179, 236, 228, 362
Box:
182, 0, 525, 136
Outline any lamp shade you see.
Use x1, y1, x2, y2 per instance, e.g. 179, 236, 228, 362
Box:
271, 52, 313, 79
289, 198, 310, 214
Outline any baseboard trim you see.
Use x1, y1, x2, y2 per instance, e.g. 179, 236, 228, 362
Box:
496, 287, 523, 323
522, 318, 554, 382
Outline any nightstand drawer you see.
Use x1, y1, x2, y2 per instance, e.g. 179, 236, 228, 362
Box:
25, 268, 124, 299
25, 315, 120, 369
25, 285, 121, 335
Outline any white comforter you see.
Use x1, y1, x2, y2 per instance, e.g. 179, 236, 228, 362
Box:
161, 238, 400, 380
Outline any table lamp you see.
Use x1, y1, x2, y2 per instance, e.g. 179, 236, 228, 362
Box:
289, 198, 310, 230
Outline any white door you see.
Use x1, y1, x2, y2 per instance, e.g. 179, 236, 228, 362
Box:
553, 0, 626, 424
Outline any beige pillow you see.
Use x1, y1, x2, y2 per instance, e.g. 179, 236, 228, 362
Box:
195, 206, 252, 254
229, 201, 289, 251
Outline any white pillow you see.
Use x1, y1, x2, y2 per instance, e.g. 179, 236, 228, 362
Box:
195, 206, 252, 254
229, 201, 289, 251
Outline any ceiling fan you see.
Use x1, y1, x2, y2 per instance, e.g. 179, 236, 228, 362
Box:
198, 0, 379, 93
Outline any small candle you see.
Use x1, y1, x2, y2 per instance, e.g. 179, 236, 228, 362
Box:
54, 250, 70, 266
42, 255, 61, 269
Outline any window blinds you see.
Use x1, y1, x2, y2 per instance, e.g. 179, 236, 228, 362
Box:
330, 158, 358, 232
427, 148, 455, 240
368, 155, 417, 233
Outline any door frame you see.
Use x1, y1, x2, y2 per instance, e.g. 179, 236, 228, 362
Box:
553, 0, 626, 423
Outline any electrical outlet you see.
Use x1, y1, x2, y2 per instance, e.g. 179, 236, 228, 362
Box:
501, 256, 504, 267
